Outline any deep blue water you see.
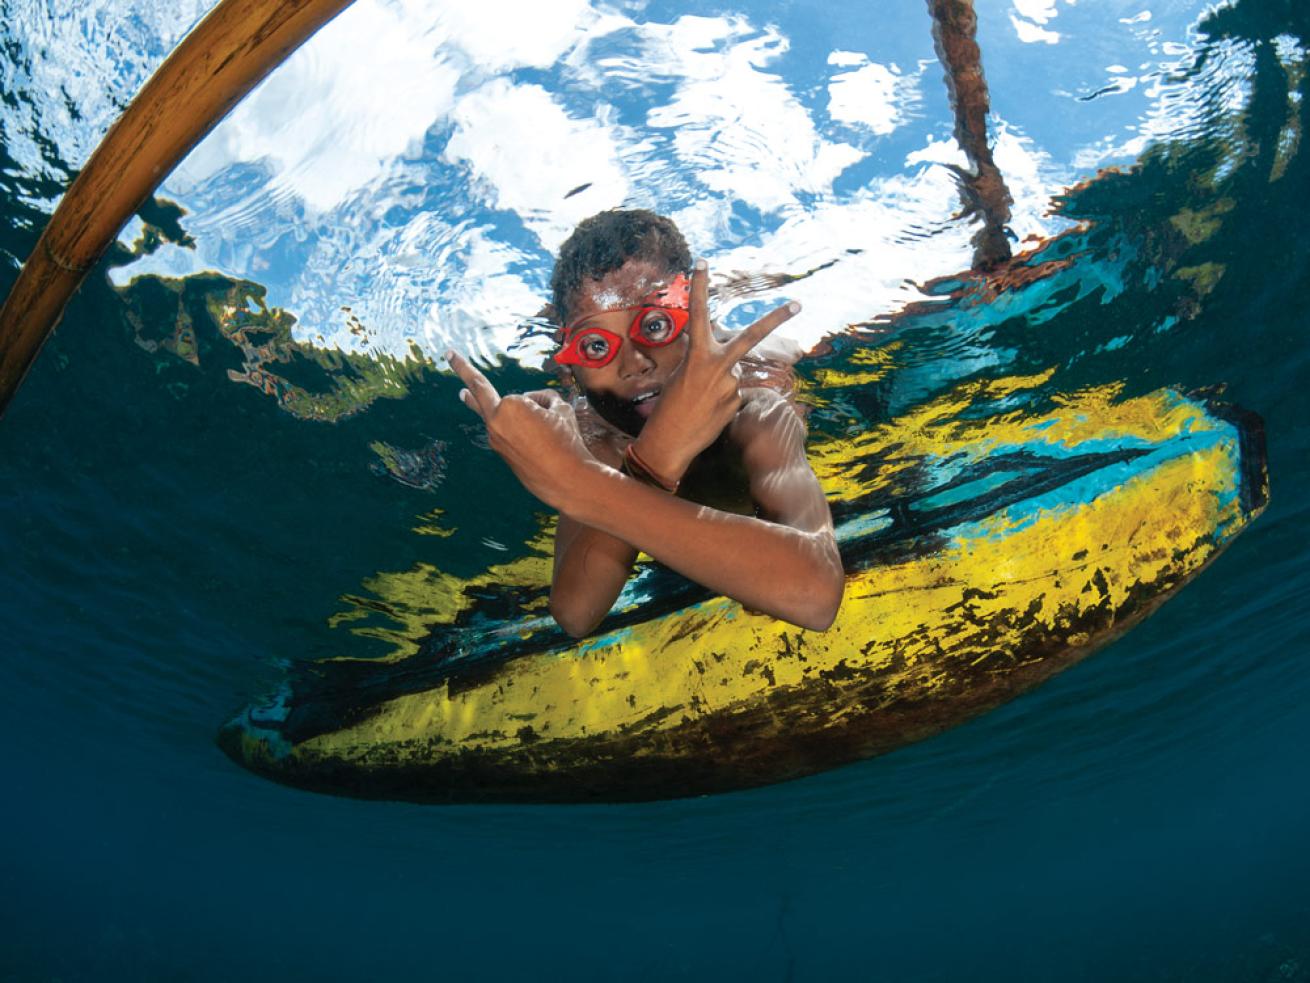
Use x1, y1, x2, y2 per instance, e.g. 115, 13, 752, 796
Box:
3, 0, 1310, 979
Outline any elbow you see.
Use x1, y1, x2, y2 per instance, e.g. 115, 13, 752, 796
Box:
790, 575, 844, 632
788, 549, 845, 632
801, 547, 843, 631
549, 593, 604, 639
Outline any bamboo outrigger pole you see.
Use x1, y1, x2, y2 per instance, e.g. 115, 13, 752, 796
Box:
0, 0, 356, 419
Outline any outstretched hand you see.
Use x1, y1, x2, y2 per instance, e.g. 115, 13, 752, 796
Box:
634, 259, 799, 482
447, 350, 596, 512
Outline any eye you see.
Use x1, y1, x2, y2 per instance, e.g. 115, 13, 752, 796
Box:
638, 309, 675, 343
578, 332, 612, 362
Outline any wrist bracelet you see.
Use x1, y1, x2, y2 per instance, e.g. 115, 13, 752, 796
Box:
622, 442, 680, 494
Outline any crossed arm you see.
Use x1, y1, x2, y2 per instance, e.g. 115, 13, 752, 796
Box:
547, 390, 844, 636
448, 262, 844, 637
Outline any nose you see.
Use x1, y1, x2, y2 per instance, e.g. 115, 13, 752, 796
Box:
616, 338, 655, 379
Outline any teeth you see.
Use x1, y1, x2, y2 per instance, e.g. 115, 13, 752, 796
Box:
632, 391, 658, 403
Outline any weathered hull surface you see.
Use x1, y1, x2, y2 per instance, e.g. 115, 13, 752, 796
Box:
219, 379, 1267, 802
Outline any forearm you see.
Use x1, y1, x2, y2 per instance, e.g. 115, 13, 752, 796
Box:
564, 460, 843, 630
550, 518, 637, 637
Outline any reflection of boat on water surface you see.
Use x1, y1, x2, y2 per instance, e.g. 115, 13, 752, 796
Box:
222, 382, 1266, 802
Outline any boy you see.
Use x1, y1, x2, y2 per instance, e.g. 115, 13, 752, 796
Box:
448, 210, 843, 636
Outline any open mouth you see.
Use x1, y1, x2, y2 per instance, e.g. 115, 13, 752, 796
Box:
631, 389, 661, 417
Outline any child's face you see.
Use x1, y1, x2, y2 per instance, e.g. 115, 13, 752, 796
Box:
564, 259, 690, 435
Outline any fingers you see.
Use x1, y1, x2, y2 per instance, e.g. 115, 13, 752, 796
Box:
446, 349, 502, 417
688, 258, 712, 349
521, 389, 581, 430
724, 300, 800, 361
458, 388, 484, 420
522, 389, 565, 410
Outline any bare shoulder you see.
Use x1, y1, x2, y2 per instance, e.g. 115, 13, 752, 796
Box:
731, 387, 807, 450
729, 387, 830, 531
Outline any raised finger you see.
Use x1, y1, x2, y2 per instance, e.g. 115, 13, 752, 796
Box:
724, 300, 800, 361
688, 258, 713, 349
446, 349, 502, 416
458, 388, 485, 420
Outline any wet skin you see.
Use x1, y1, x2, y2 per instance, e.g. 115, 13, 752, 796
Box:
448, 259, 844, 636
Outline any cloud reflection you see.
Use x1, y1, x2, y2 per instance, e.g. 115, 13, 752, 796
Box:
4, 0, 1222, 365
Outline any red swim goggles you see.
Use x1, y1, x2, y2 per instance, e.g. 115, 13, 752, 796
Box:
553, 273, 691, 369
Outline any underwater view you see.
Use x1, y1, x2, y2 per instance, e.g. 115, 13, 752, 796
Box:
2, 0, 1308, 977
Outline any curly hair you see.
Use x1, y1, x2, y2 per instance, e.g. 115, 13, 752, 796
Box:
550, 209, 692, 324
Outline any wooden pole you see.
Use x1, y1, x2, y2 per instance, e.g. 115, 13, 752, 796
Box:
927, 0, 1014, 270
0, 0, 357, 418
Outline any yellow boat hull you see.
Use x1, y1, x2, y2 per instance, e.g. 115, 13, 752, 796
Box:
219, 382, 1267, 802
